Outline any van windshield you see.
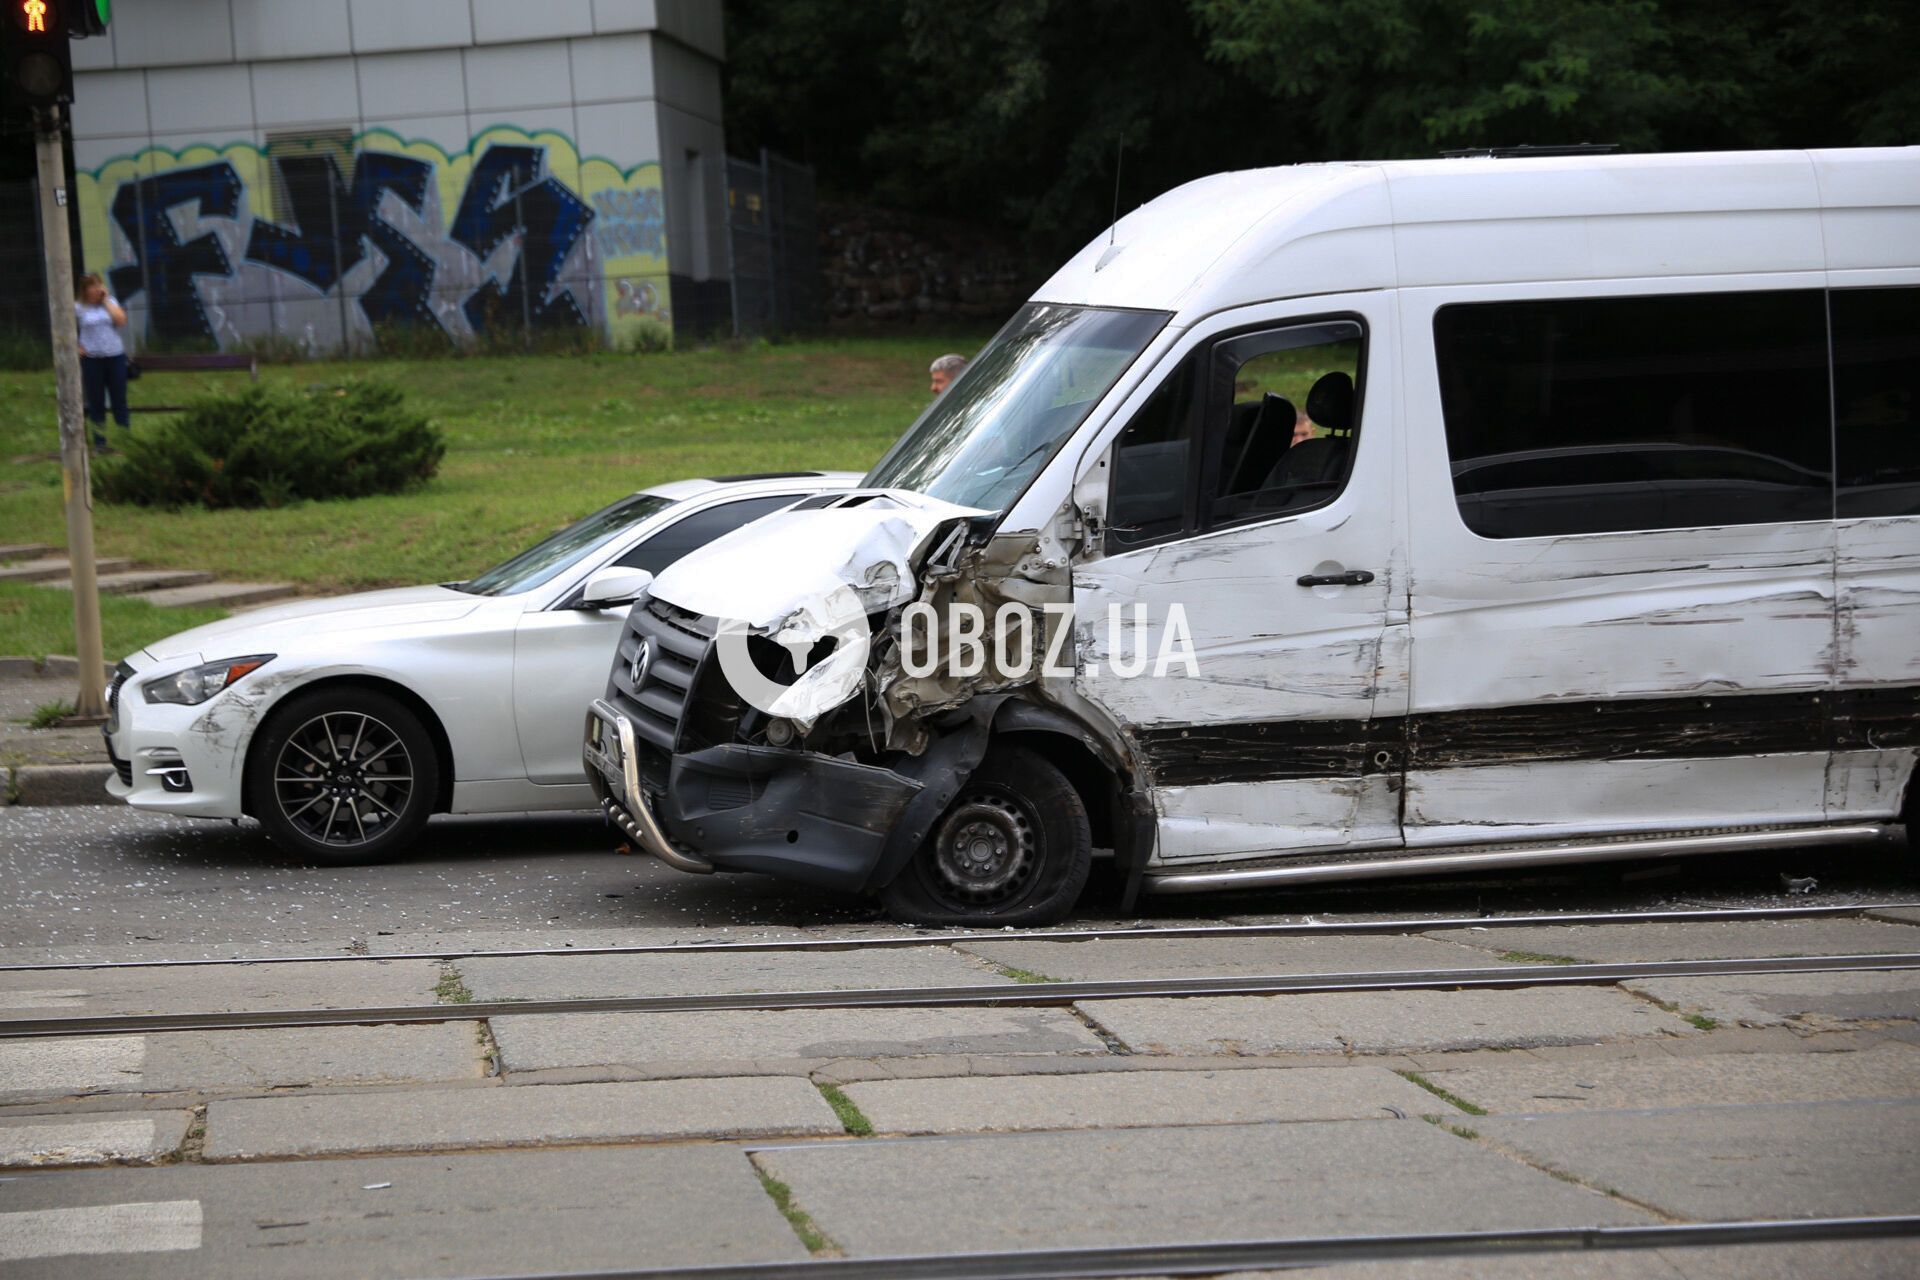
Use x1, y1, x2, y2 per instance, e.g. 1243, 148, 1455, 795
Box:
864, 303, 1169, 511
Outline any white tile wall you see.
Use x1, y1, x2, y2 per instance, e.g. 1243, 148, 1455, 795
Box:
146, 64, 255, 135
464, 41, 575, 114
69, 29, 118, 72
347, 0, 473, 55
374, 114, 471, 155
568, 32, 654, 105
468, 107, 579, 146
592, 0, 657, 36
252, 58, 361, 130
356, 49, 467, 121
111, 0, 238, 68
573, 100, 657, 165
72, 132, 158, 177
233, 0, 352, 62
70, 70, 152, 142
650, 34, 721, 121
472, 0, 595, 45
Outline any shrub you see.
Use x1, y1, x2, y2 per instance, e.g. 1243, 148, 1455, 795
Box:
96, 381, 445, 510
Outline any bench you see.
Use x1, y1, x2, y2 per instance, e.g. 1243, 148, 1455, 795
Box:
131, 352, 259, 413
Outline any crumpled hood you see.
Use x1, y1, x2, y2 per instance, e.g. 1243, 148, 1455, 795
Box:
140, 585, 484, 663
650, 490, 986, 628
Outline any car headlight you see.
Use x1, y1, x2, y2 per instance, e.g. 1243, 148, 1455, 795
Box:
142, 655, 275, 706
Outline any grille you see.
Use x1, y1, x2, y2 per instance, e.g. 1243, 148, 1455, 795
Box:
609, 600, 712, 773
107, 742, 132, 786
106, 661, 130, 714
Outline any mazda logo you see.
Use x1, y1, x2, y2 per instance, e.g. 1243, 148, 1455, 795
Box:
628, 638, 652, 688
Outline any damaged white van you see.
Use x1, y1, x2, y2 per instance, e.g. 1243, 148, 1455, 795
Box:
584, 147, 1920, 925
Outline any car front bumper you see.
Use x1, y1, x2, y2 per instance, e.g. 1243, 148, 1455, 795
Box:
584, 699, 924, 893
104, 660, 249, 818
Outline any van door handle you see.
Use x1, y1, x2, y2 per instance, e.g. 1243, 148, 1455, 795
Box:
1297, 570, 1375, 588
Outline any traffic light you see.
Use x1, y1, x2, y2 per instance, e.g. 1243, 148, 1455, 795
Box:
66, 0, 105, 39
5, 0, 74, 109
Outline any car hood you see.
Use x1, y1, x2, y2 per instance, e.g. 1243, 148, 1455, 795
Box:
650, 490, 986, 629
140, 585, 485, 663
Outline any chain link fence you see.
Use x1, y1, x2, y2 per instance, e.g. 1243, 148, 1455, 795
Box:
726, 149, 822, 339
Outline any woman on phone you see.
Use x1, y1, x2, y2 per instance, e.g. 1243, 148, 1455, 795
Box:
75, 273, 130, 450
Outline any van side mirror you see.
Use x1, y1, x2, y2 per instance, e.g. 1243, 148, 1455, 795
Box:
578, 566, 654, 610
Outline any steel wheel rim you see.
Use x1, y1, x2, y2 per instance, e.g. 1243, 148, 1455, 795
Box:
273, 712, 414, 848
930, 791, 1036, 907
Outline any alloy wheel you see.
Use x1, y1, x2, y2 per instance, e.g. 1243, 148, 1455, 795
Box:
272, 712, 415, 847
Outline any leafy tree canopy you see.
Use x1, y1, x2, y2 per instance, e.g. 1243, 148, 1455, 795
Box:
724, 0, 1917, 258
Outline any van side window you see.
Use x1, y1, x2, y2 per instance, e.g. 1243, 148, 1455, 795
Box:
1107, 355, 1199, 550
1206, 322, 1364, 528
1434, 291, 1832, 538
1834, 286, 1920, 519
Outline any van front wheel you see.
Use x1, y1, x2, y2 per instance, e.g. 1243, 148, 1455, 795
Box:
880, 744, 1091, 926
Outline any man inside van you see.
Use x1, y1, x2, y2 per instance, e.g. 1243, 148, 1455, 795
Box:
929, 353, 967, 396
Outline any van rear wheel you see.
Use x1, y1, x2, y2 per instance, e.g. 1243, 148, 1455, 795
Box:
880, 744, 1091, 926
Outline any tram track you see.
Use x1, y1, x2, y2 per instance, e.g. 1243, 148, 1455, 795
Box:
5, 950, 1917, 1041
456, 1216, 1920, 1280
3, 900, 1914, 974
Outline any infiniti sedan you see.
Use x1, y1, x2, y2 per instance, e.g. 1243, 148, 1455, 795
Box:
103, 472, 858, 861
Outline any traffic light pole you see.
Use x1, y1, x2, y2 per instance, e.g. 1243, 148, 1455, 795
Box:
34, 102, 106, 720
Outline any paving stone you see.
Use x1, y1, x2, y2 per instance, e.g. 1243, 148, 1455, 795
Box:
841, 1064, 1452, 1135
0, 1111, 193, 1167
0, 1022, 485, 1104
959, 935, 1504, 982
1284, 1240, 1920, 1279
205, 1076, 839, 1159
1624, 970, 1920, 1029
492, 1007, 1109, 1074
365, 925, 814, 955
1428, 919, 1920, 963
458, 944, 1003, 1002
0, 542, 53, 561
1868, 908, 1920, 926
1475, 1099, 1920, 1220
1080, 987, 1695, 1056
0, 958, 444, 1016
0, 1145, 804, 1275
1422, 1043, 1920, 1114
9, 764, 115, 806
134, 581, 294, 609
757, 1120, 1645, 1256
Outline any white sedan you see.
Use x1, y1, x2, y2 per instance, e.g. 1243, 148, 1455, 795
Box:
103, 472, 858, 861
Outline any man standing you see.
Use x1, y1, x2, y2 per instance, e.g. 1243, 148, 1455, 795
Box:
929, 353, 967, 396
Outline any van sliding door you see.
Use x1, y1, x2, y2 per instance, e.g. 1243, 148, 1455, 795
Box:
1401, 284, 1838, 844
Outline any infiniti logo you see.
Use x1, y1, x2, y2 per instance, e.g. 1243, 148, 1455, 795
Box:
628, 638, 652, 688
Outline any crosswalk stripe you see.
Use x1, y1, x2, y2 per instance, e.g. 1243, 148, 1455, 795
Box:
0, 1035, 144, 1103
0, 1201, 203, 1262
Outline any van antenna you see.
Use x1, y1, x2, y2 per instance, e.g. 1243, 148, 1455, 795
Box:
1109, 137, 1124, 245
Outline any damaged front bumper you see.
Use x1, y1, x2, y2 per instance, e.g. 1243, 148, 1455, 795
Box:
585, 699, 928, 892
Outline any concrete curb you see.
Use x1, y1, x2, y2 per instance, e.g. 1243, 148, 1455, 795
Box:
7, 763, 117, 807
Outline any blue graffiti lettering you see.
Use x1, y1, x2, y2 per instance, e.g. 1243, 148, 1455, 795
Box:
450, 144, 595, 333
243, 151, 442, 338
108, 162, 242, 346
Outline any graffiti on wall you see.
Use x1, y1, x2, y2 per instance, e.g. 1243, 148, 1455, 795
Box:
75, 126, 672, 352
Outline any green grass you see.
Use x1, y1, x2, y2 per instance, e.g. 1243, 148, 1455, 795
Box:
1396, 1069, 1489, 1116
0, 337, 977, 598
433, 964, 474, 1004
1498, 950, 1582, 966
815, 1083, 875, 1136
994, 964, 1058, 984
753, 1165, 837, 1255
24, 698, 72, 728
0, 581, 229, 663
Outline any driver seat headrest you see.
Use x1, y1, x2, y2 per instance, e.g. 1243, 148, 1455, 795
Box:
1305, 371, 1354, 434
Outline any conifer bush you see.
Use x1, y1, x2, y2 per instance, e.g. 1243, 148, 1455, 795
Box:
97, 381, 444, 510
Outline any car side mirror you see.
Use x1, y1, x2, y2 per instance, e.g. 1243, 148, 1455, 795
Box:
578, 566, 653, 610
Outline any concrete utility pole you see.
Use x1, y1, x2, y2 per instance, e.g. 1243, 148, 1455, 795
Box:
34, 102, 106, 720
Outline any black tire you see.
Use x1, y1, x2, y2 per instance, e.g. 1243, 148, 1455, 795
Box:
247, 687, 439, 864
879, 744, 1092, 926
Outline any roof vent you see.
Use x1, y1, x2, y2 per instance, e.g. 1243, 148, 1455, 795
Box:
1439, 143, 1620, 159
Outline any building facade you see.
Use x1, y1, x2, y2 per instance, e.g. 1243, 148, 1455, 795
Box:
69, 0, 728, 352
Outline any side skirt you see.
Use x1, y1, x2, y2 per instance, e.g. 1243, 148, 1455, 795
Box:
1142, 823, 1898, 894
